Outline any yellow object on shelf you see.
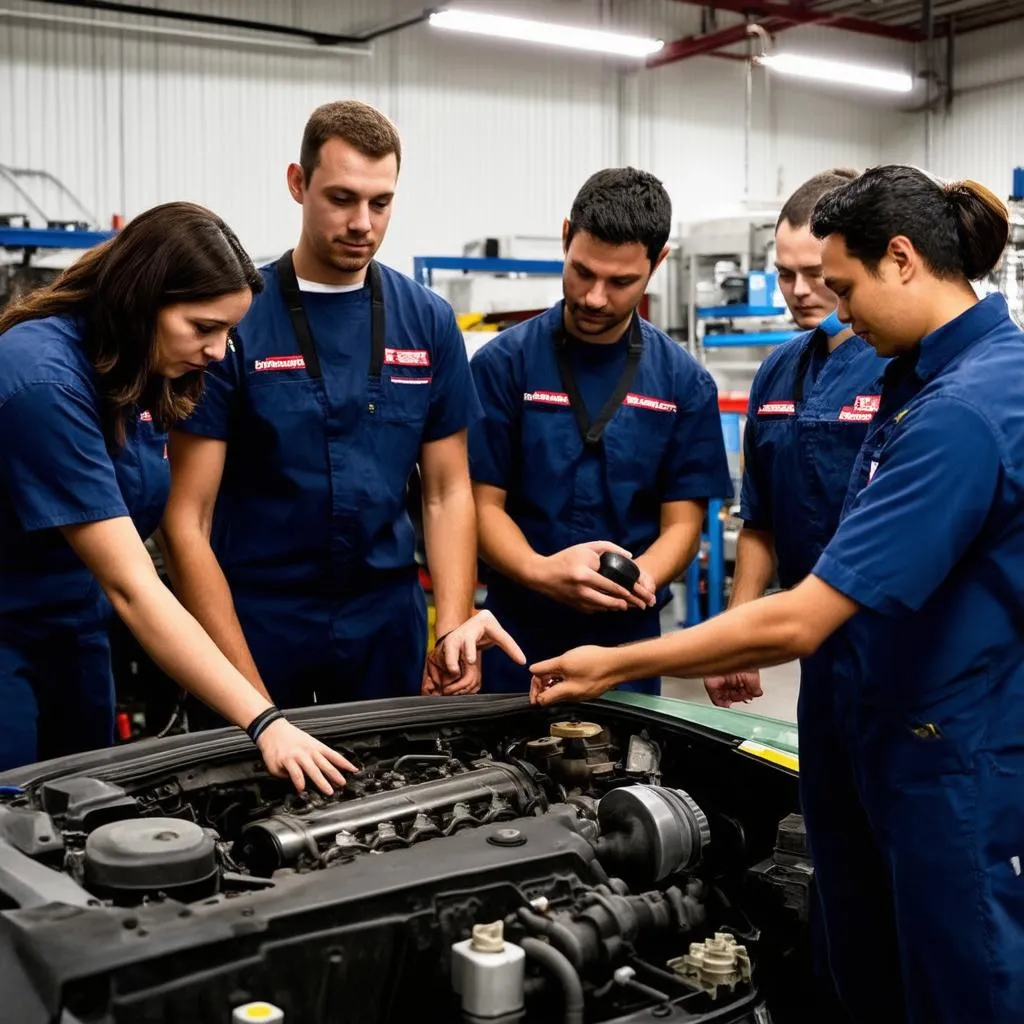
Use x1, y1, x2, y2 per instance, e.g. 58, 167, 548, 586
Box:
456, 312, 499, 333
427, 601, 437, 650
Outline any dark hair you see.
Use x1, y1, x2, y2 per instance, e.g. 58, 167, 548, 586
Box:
777, 167, 859, 230
810, 165, 1009, 281
300, 100, 402, 183
566, 167, 671, 266
0, 201, 262, 446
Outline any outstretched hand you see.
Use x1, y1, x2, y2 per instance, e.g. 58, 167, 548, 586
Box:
528, 645, 617, 705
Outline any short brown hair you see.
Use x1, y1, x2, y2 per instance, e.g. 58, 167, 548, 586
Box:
299, 100, 402, 182
777, 168, 859, 231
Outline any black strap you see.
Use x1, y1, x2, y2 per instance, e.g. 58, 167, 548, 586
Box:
792, 328, 826, 406
554, 307, 644, 449
275, 250, 386, 380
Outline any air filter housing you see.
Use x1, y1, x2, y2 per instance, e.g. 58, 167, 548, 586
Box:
84, 817, 218, 905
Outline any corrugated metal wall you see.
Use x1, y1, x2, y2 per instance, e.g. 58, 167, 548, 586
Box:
883, 20, 1022, 198
1, 0, 929, 273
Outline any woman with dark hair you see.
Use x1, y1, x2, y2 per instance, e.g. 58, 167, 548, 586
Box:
527, 166, 1022, 1022
0, 201, 355, 793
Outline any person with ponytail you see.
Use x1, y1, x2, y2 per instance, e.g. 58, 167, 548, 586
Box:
527, 166, 1021, 1022
0, 202, 356, 794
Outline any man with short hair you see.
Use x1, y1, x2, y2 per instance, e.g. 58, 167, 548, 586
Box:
162, 100, 518, 709
703, 168, 887, 707
469, 168, 733, 693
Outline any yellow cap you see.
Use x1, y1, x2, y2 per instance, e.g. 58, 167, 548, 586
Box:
233, 1003, 283, 1023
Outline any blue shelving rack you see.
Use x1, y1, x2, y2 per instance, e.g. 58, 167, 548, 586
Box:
413, 255, 564, 289
0, 226, 114, 252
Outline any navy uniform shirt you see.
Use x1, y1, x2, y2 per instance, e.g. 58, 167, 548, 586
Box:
0, 315, 169, 625
470, 302, 733, 610
809, 293, 1024, 1022
816, 294, 1024, 710
740, 328, 887, 589
177, 261, 481, 599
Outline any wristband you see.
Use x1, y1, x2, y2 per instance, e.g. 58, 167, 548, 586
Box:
246, 706, 285, 743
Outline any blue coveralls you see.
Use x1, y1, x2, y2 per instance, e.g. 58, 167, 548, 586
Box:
739, 324, 887, 1006
177, 255, 480, 708
808, 294, 1024, 1022
469, 302, 732, 693
0, 315, 169, 770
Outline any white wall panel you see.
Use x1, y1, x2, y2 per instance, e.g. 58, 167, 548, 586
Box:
883, 20, 1023, 197
1, 0, 927, 274
629, 25, 914, 228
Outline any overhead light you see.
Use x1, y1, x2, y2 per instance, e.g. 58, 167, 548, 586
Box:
757, 53, 914, 93
428, 9, 663, 58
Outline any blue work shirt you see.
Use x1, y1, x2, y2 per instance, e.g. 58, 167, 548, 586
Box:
741, 328, 887, 588
0, 315, 169, 626
812, 294, 1024, 1021
469, 303, 732, 689
177, 261, 480, 600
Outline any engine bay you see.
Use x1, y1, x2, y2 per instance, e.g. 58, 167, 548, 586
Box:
0, 699, 820, 1024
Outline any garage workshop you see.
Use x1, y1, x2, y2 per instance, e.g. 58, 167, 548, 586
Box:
0, 1, 1022, 1021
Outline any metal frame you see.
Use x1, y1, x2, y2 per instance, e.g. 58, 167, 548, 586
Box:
684, 499, 726, 626
0, 227, 114, 253
412, 256, 564, 289
651, 0, 1018, 67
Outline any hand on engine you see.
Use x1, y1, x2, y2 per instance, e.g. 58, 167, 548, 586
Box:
255, 718, 357, 795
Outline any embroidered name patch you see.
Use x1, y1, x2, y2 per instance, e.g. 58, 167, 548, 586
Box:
254, 355, 306, 372
757, 401, 796, 416
523, 390, 571, 406
523, 391, 676, 412
384, 348, 430, 367
838, 394, 881, 423
624, 392, 677, 414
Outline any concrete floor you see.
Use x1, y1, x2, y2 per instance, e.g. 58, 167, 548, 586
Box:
657, 607, 800, 722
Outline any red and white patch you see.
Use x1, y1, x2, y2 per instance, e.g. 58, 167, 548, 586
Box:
139, 410, 153, 423
254, 354, 306, 373
524, 390, 571, 407
391, 376, 432, 385
838, 393, 881, 423
624, 392, 677, 414
384, 348, 431, 367
757, 401, 796, 416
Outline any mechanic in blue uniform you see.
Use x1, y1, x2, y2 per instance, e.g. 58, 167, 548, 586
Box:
0, 202, 356, 793
162, 101, 522, 713
700, 167, 889, 1017
529, 166, 1022, 1024
470, 168, 733, 694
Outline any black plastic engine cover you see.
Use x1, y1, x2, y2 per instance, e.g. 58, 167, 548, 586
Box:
0, 812, 601, 1024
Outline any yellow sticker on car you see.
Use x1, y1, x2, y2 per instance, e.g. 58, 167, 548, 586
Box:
737, 740, 799, 773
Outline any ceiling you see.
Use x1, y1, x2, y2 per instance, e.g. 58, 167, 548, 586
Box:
791, 0, 1024, 36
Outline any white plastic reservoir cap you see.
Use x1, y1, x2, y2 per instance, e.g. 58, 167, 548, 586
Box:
233, 1003, 284, 1023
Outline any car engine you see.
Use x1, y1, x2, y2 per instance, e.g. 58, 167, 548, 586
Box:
0, 699, 819, 1024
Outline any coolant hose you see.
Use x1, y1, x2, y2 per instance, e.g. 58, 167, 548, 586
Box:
520, 937, 585, 1024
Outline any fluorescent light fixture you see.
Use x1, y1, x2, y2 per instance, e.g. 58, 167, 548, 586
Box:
757, 53, 913, 93
429, 9, 663, 58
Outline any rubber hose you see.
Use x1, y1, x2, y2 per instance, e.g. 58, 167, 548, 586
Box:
520, 937, 585, 1024
516, 907, 585, 969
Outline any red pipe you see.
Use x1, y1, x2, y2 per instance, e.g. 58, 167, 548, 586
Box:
646, 18, 790, 68
651, 0, 925, 68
